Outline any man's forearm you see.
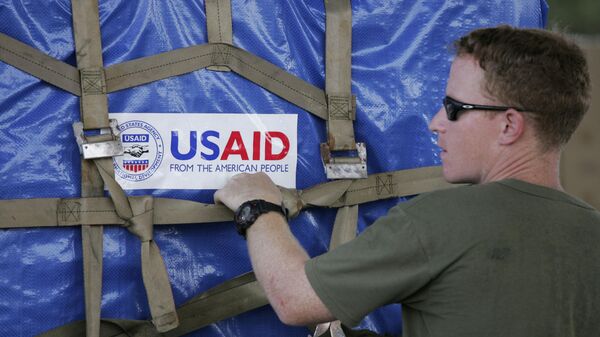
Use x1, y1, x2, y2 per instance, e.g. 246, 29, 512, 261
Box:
213, 172, 335, 325
246, 212, 335, 325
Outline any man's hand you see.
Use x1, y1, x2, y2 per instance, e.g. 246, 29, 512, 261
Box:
214, 172, 283, 211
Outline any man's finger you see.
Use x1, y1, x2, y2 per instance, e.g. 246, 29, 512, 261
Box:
213, 189, 223, 205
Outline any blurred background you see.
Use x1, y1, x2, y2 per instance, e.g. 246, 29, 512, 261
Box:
545, 0, 600, 35
546, 0, 600, 209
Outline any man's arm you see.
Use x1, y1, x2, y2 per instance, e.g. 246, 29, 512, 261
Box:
214, 172, 336, 326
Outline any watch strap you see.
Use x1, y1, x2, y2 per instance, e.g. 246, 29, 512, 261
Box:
234, 199, 287, 238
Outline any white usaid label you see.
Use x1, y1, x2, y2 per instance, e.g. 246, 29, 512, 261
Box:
109, 113, 297, 189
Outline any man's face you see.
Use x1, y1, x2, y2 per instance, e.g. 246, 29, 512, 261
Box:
428, 55, 504, 184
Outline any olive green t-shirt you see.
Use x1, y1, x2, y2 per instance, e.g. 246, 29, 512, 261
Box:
305, 180, 600, 336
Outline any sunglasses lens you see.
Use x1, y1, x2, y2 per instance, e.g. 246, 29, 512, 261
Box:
443, 97, 458, 121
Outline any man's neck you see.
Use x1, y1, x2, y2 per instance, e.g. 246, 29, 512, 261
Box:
481, 146, 563, 191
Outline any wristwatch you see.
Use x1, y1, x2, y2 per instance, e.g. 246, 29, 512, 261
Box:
234, 199, 288, 238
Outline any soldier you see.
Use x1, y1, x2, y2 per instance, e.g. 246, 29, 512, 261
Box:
215, 25, 599, 336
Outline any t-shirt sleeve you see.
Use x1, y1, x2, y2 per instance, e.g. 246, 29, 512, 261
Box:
305, 204, 432, 327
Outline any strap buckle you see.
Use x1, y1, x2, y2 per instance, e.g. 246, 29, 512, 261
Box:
73, 119, 124, 159
313, 321, 347, 337
320, 142, 367, 179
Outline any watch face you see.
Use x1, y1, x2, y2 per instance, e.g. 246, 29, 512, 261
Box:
235, 200, 286, 238
240, 205, 253, 222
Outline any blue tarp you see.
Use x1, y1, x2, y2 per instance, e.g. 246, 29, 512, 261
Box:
0, 1, 547, 336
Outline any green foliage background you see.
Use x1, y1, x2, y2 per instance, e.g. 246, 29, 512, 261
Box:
546, 0, 600, 34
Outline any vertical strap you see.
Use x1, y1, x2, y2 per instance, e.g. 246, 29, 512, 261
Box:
329, 205, 358, 249
313, 205, 358, 337
94, 155, 179, 332
71, 1, 179, 331
71, 1, 109, 336
322, 0, 366, 179
325, 0, 354, 150
72, 0, 109, 130
316, 2, 362, 328
205, 0, 233, 72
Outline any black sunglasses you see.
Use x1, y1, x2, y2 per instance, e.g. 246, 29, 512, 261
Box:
443, 96, 522, 121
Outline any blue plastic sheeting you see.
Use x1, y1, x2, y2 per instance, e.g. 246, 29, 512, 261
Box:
0, 1, 547, 336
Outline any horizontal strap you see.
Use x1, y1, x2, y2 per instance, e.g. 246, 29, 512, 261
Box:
0, 166, 451, 229
0, 197, 233, 229
38, 273, 268, 337
154, 197, 233, 224
105, 44, 214, 92
163, 272, 267, 336
0, 32, 81, 95
0, 35, 328, 119
105, 43, 328, 120
333, 165, 452, 207
282, 166, 452, 216
37, 319, 159, 337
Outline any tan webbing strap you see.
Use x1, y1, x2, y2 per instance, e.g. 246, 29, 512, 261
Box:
283, 166, 452, 216
37, 319, 159, 337
104, 44, 214, 91
104, 43, 329, 119
0, 33, 330, 120
325, 0, 354, 150
71, 0, 110, 335
0, 166, 451, 229
225, 46, 329, 119
0, 197, 233, 229
93, 158, 179, 332
70, 0, 180, 332
38, 273, 268, 337
153, 198, 232, 224
162, 272, 267, 337
321, 0, 366, 179
205, 0, 233, 72
329, 205, 359, 249
332, 166, 451, 207
72, 0, 109, 130
0, 32, 81, 95
312, 205, 358, 337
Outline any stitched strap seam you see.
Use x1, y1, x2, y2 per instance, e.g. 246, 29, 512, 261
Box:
229, 53, 326, 107
105, 53, 213, 81
0, 45, 79, 84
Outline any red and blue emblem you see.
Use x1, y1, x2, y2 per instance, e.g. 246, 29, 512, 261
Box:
123, 159, 149, 173
113, 120, 164, 182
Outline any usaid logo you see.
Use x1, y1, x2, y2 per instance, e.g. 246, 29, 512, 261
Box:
109, 113, 297, 190
114, 120, 164, 182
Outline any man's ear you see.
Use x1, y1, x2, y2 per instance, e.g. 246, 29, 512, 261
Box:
498, 109, 526, 145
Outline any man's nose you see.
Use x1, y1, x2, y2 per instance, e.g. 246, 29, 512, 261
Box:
428, 106, 446, 133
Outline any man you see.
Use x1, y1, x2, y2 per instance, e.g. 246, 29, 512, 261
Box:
214, 26, 600, 336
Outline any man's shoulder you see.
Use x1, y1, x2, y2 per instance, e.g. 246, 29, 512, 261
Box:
398, 179, 600, 229
401, 181, 505, 213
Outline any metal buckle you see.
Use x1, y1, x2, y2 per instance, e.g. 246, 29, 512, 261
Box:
72, 119, 124, 159
313, 321, 346, 337
320, 142, 367, 179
